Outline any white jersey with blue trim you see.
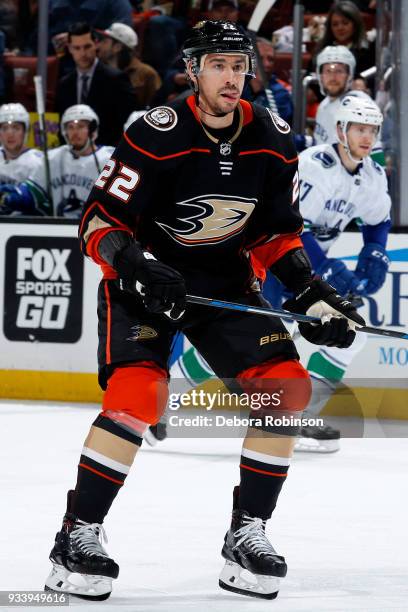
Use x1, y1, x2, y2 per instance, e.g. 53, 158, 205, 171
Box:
28, 144, 114, 217
298, 143, 391, 253
0, 147, 43, 184
314, 90, 382, 156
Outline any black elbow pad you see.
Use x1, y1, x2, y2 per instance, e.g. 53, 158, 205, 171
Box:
270, 248, 313, 292
98, 230, 133, 267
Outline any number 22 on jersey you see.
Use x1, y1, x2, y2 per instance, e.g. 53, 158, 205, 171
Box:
95, 159, 140, 203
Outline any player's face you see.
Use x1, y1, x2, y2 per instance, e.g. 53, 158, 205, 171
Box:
69, 33, 97, 71
345, 123, 378, 158
0, 122, 25, 155
197, 54, 246, 115
257, 42, 275, 79
321, 63, 349, 97
65, 120, 91, 150
330, 13, 355, 45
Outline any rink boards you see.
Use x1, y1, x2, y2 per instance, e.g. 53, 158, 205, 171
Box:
0, 219, 406, 417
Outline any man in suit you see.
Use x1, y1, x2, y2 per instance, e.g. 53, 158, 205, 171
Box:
56, 22, 137, 145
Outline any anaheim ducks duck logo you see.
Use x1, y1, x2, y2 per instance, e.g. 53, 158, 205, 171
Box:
127, 325, 158, 341
156, 194, 257, 246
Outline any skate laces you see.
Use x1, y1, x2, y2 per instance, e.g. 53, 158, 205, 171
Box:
71, 520, 109, 558
232, 516, 276, 557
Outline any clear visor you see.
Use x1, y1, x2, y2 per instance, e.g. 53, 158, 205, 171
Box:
197, 53, 251, 76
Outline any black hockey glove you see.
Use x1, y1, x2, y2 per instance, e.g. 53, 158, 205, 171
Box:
282, 279, 365, 348
115, 244, 186, 320
98, 231, 186, 319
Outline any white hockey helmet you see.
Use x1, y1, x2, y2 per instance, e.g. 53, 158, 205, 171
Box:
336, 95, 383, 162
124, 110, 147, 132
336, 95, 383, 132
61, 104, 99, 142
316, 45, 356, 95
0, 102, 30, 131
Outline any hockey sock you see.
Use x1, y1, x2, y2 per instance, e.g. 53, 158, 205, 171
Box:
305, 350, 345, 417
239, 447, 290, 519
170, 345, 214, 394
71, 414, 142, 523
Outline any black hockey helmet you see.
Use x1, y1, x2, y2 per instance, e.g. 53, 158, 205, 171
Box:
182, 20, 256, 77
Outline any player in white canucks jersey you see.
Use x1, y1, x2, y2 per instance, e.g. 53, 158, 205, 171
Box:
0, 105, 114, 217
0, 103, 43, 187
314, 46, 384, 165
297, 94, 391, 451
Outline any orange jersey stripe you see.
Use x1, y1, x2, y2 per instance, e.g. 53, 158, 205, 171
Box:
86, 227, 131, 265
251, 235, 304, 275
186, 94, 254, 126
239, 149, 298, 164
240, 99, 254, 125
79, 463, 124, 485
240, 463, 288, 477
186, 94, 201, 123
123, 131, 211, 160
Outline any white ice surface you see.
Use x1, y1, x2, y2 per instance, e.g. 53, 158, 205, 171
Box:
1, 401, 408, 612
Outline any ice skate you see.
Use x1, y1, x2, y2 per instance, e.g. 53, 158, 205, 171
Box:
219, 504, 287, 599
294, 423, 340, 453
45, 492, 119, 600
144, 421, 168, 446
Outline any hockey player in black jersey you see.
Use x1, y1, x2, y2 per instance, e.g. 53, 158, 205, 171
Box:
45, 21, 365, 600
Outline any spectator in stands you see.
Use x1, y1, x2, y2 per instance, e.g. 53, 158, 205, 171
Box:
0, 0, 17, 50
17, 0, 38, 55
207, 0, 239, 22
0, 104, 114, 217
48, 0, 133, 61
0, 103, 43, 187
142, 11, 188, 80
352, 75, 371, 95
244, 37, 293, 124
97, 23, 161, 109
56, 22, 136, 146
49, 0, 133, 43
313, 1, 375, 75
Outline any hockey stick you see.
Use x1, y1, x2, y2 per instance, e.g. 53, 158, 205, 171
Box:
186, 295, 408, 340
247, 0, 279, 114
34, 75, 53, 211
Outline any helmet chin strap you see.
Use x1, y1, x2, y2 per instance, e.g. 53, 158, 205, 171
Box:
69, 137, 92, 157
198, 105, 229, 118
194, 83, 231, 118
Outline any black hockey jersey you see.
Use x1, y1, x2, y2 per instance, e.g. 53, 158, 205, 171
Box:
79, 95, 303, 298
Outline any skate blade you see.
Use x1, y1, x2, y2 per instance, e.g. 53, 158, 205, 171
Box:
143, 428, 159, 447
45, 563, 112, 601
219, 560, 279, 600
294, 437, 340, 453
